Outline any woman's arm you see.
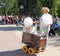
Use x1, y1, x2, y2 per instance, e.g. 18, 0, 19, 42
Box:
33, 20, 40, 24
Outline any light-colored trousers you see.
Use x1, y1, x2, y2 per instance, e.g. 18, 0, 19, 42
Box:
40, 25, 50, 40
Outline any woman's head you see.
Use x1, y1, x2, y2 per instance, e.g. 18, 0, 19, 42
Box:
41, 7, 50, 14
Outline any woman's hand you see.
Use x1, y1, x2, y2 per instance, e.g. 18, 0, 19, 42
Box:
33, 20, 40, 24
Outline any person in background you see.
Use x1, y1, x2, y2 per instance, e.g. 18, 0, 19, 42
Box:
49, 17, 58, 36
6, 16, 9, 24
16, 16, 19, 26
2, 16, 5, 25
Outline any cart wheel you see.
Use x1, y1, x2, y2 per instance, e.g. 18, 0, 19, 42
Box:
22, 46, 28, 53
37, 48, 41, 53
28, 48, 35, 55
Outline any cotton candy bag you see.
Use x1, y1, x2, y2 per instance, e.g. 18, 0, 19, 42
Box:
24, 17, 33, 27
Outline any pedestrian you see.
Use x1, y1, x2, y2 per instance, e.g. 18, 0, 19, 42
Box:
49, 17, 58, 36
2, 16, 5, 25
34, 7, 53, 40
16, 16, 19, 26
33, 7, 53, 51
6, 16, 9, 24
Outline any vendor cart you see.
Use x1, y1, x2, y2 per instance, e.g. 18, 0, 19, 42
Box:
22, 32, 47, 55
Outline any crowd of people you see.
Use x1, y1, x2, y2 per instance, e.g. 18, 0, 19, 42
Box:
0, 15, 18, 25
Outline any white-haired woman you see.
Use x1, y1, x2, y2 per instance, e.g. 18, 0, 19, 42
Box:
33, 7, 53, 51
34, 7, 53, 39
40, 7, 53, 39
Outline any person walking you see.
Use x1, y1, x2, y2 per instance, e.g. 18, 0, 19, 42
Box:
33, 7, 53, 51
49, 17, 58, 36
6, 16, 9, 24
40, 7, 53, 40
34, 7, 53, 40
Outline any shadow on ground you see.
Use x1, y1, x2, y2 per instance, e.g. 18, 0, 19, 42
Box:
48, 37, 60, 47
0, 49, 37, 56
0, 27, 23, 31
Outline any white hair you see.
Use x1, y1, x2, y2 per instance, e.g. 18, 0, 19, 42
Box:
42, 7, 50, 12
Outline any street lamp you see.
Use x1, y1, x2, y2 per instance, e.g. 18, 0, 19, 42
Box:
20, 5, 24, 9
20, 5, 24, 18
19, 5, 24, 23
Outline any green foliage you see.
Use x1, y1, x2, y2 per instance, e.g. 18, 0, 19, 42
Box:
8, 0, 19, 15
55, 0, 60, 17
0, 0, 18, 15
37, 0, 55, 15
0, 0, 60, 18
37, 0, 60, 18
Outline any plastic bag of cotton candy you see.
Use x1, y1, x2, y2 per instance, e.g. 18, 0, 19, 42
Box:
23, 17, 33, 27
23, 17, 33, 32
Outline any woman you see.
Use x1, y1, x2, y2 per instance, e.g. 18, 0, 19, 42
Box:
35, 7, 53, 52
34, 7, 53, 40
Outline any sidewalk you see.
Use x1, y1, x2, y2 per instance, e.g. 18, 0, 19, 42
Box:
7, 25, 60, 56
36, 37, 60, 56
0, 25, 60, 56
14, 29, 60, 56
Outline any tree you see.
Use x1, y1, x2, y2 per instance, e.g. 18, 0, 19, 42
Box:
8, 0, 19, 15
55, 0, 60, 17
17, 0, 40, 18
0, 0, 18, 15
37, 0, 55, 15
0, 0, 60, 18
